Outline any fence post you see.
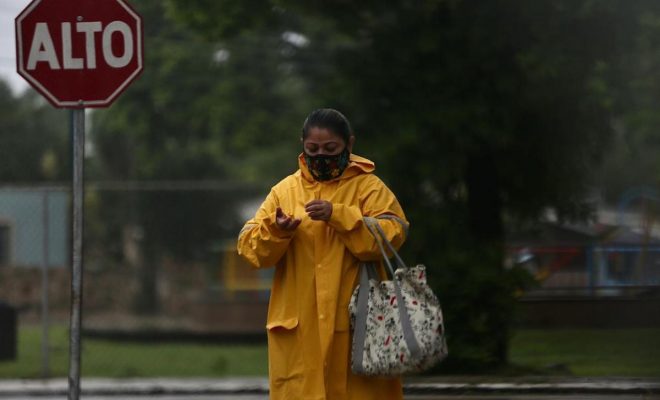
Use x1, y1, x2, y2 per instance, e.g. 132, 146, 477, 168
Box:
41, 189, 50, 378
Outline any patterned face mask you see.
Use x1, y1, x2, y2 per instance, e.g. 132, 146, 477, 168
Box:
304, 147, 350, 181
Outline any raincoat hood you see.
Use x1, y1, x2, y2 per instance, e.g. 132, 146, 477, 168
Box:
298, 152, 375, 182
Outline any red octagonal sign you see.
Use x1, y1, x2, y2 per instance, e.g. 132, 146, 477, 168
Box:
16, 0, 143, 108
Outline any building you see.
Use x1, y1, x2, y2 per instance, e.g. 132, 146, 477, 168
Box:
0, 187, 69, 268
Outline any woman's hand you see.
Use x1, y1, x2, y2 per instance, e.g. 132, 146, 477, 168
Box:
276, 207, 301, 231
305, 200, 333, 221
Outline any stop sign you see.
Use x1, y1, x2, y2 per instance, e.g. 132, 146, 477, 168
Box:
15, 0, 143, 108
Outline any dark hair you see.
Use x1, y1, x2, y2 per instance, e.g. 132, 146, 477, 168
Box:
302, 108, 353, 143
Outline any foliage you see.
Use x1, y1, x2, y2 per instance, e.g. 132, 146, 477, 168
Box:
6, 0, 660, 372
0, 82, 69, 182
92, 1, 307, 186
89, 0, 310, 312
166, 0, 641, 369
90, 0, 308, 248
596, 5, 660, 202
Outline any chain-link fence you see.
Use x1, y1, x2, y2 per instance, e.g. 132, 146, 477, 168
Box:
2, 183, 660, 377
0, 182, 273, 377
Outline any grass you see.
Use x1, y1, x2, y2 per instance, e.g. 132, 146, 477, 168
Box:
0, 325, 268, 378
509, 328, 660, 377
1, 325, 659, 378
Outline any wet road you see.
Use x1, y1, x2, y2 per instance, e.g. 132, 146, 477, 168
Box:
4, 395, 658, 400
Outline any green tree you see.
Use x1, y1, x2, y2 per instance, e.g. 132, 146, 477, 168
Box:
0, 81, 69, 183
89, 0, 309, 313
596, 6, 660, 203
314, 1, 621, 369
168, 0, 641, 370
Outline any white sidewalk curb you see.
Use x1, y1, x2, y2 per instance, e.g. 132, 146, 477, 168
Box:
404, 381, 660, 394
0, 377, 658, 396
0, 378, 270, 396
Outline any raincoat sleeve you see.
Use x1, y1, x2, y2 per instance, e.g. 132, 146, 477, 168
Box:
327, 175, 409, 261
237, 189, 294, 268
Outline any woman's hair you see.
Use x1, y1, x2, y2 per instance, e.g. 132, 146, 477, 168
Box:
302, 108, 353, 143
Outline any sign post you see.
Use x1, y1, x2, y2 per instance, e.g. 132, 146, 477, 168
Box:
15, 1, 143, 398
69, 108, 85, 399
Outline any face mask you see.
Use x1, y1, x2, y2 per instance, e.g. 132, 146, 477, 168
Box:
304, 147, 350, 181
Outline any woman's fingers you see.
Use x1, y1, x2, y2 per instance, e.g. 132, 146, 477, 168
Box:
305, 200, 332, 221
276, 208, 301, 231
305, 200, 329, 212
283, 217, 301, 230
288, 218, 302, 230
276, 208, 300, 231
305, 206, 322, 214
308, 210, 329, 220
278, 200, 331, 226
304, 200, 324, 211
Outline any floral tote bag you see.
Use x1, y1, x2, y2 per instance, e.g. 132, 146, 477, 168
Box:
349, 217, 448, 376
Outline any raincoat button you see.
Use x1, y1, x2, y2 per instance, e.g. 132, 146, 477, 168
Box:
319, 314, 325, 320
317, 264, 322, 268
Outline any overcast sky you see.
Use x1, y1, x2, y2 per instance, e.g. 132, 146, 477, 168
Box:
1, 0, 32, 94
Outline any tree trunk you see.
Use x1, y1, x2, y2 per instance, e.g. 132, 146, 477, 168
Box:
465, 149, 509, 365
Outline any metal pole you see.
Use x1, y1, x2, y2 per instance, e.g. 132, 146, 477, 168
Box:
41, 190, 50, 379
69, 108, 85, 400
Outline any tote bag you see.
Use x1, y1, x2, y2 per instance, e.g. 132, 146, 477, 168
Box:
349, 217, 448, 376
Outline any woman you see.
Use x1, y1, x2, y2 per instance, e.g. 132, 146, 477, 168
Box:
237, 109, 408, 400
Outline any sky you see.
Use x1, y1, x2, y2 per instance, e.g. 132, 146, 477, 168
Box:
0, 0, 32, 94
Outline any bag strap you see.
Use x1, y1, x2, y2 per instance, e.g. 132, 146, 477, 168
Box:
359, 217, 422, 361
373, 221, 408, 270
363, 217, 397, 277
351, 262, 373, 374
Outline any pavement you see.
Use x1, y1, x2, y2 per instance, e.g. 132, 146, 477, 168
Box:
0, 376, 659, 397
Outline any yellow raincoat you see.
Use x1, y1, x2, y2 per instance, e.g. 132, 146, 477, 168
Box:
237, 153, 408, 400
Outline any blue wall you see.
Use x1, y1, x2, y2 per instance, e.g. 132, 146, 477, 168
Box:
0, 189, 68, 268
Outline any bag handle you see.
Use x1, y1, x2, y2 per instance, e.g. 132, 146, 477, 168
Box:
363, 217, 397, 276
363, 216, 408, 272
373, 220, 409, 270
